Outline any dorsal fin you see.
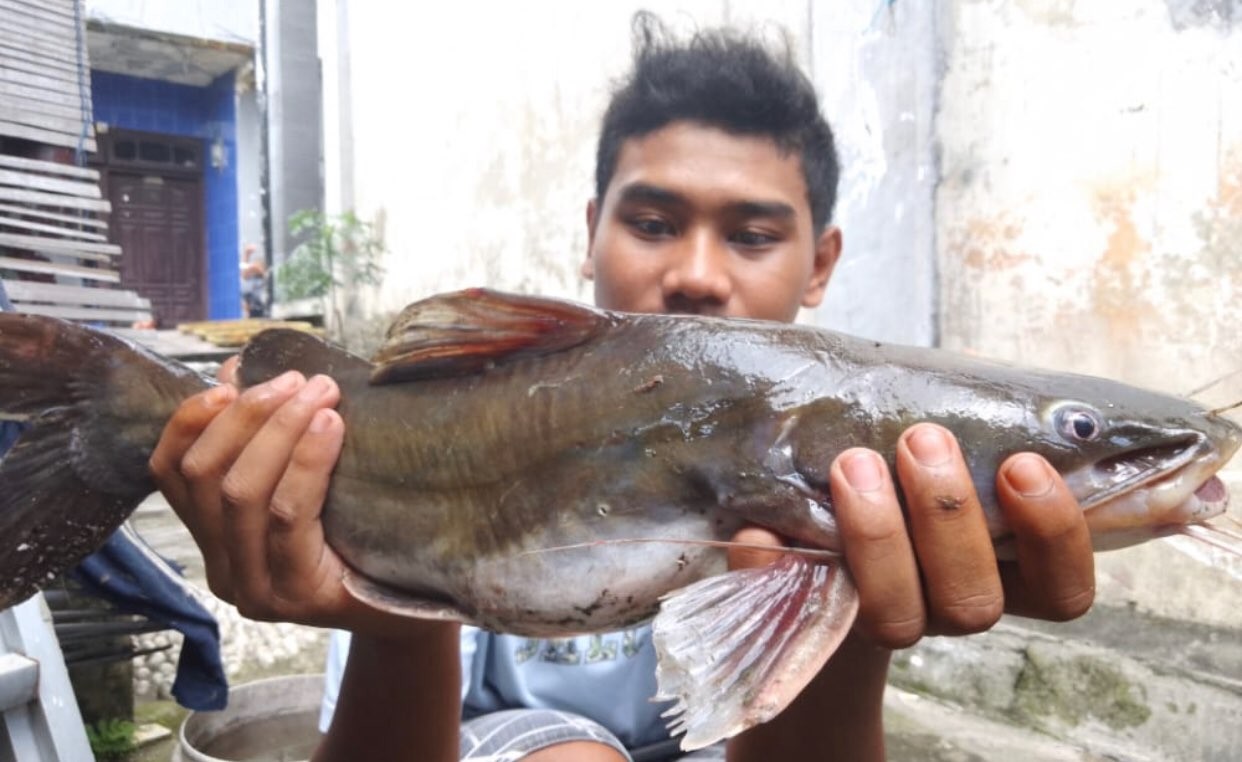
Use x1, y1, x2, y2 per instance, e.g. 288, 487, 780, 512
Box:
369, 288, 610, 384
240, 329, 370, 387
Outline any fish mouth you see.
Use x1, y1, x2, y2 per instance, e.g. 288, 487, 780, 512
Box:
1077, 434, 1207, 511
1073, 433, 1234, 538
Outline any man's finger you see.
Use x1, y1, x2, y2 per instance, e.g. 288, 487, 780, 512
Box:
217, 355, 241, 386
726, 526, 785, 570
831, 448, 925, 648
995, 453, 1095, 620
180, 370, 307, 600
221, 374, 339, 616
267, 408, 347, 612
149, 384, 238, 592
897, 424, 1003, 635
150, 384, 237, 526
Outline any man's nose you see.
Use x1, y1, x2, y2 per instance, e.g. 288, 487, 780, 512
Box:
661, 230, 732, 311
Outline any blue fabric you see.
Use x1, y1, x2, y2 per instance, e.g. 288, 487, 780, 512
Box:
70, 529, 228, 710
0, 423, 19, 464
0, 284, 21, 456
322, 625, 674, 749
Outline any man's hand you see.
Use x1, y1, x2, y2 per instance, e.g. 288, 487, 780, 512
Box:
728, 422, 1096, 648
830, 422, 1095, 647
148, 358, 430, 638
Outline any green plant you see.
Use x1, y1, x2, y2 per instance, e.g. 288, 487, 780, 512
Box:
85, 717, 137, 761
275, 209, 386, 304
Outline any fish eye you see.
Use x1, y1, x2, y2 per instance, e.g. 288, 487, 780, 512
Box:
1054, 405, 1102, 442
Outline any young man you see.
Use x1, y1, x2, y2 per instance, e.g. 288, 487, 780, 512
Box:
149, 18, 1096, 762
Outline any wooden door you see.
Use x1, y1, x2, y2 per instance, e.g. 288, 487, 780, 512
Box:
107, 171, 205, 326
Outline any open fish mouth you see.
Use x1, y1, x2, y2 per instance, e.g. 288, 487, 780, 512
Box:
1067, 431, 1238, 543
1079, 434, 1208, 511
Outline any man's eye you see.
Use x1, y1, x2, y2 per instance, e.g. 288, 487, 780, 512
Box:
731, 230, 778, 248
629, 218, 674, 237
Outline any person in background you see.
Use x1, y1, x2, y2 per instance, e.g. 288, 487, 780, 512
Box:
240, 243, 268, 318
148, 15, 1096, 762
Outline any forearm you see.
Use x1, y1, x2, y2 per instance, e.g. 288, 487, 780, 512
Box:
314, 624, 462, 762
727, 633, 890, 762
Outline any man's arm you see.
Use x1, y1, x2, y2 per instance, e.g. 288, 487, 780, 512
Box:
315, 629, 461, 762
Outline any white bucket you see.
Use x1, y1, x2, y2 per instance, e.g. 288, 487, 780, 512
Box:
174, 674, 324, 762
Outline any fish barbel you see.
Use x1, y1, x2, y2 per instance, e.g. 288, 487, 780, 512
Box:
0, 288, 1239, 748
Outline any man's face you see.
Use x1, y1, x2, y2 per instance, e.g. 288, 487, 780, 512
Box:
582, 121, 840, 323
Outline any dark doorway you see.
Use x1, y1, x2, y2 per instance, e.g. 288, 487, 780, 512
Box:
95, 130, 206, 326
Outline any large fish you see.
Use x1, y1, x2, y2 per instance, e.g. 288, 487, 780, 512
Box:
1, 288, 1239, 748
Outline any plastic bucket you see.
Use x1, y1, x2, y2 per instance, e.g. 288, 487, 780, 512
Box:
174, 674, 324, 762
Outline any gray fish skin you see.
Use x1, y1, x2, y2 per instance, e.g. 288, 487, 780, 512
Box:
0, 289, 1238, 631
235, 293, 1240, 636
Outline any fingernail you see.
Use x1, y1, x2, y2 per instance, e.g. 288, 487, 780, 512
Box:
907, 426, 952, 466
1005, 454, 1054, 498
270, 370, 303, 392
841, 451, 884, 493
297, 374, 332, 402
309, 409, 334, 434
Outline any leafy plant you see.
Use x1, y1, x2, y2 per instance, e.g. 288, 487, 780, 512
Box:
275, 208, 386, 309
85, 718, 137, 761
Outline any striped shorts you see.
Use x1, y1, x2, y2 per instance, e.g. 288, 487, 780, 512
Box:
459, 709, 726, 762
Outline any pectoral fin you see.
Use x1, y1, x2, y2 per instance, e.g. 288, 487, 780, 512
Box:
651, 556, 859, 750
342, 570, 479, 625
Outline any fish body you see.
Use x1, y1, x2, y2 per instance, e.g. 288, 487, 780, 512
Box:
1, 288, 1238, 747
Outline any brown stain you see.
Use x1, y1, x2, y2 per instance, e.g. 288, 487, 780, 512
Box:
1212, 146, 1242, 219
1089, 178, 1155, 346
950, 215, 1035, 271
941, 213, 1036, 353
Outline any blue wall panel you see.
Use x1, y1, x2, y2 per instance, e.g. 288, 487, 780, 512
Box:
91, 70, 241, 319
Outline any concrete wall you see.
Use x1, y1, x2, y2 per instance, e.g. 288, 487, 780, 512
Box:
264, 0, 323, 264
317, 0, 819, 327
317, 0, 935, 337
809, 1, 941, 345
321, 0, 1240, 624
935, 0, 1242, 627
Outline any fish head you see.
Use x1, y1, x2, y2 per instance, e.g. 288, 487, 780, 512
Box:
1025, 383, 1241, 550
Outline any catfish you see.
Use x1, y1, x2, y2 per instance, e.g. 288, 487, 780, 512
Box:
1, 288, 1239, 748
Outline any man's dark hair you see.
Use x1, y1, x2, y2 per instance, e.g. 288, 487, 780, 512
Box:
595, 13, 840, 233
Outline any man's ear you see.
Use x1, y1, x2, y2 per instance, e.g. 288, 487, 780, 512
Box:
581, 198, 599, 281
801, 225, 842, 309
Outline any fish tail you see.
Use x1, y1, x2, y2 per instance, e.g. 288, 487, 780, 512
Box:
0, 313, 208, 608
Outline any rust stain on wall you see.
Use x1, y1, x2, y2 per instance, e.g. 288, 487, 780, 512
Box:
1090, 180, 1154, 345
948, 214, 1035, 271
1212, 145, 1242, 218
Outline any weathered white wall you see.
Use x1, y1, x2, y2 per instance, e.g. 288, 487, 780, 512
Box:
322, 0, 1240, 625
319, 0, 817, 326
936, 0, 1242, 627
85, 0, 258, 44
809, 1, 941, 345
